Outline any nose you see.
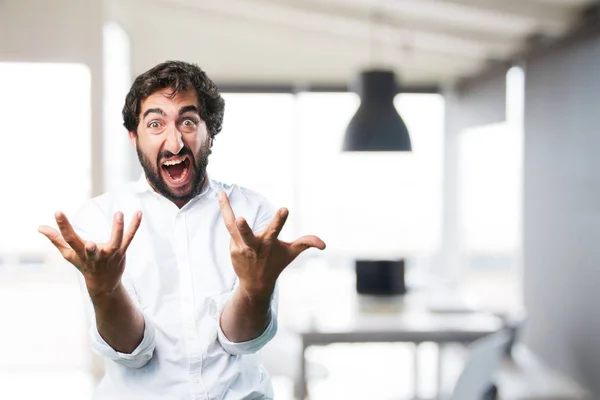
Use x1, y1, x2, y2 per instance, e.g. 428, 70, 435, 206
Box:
164, 125, 184, 154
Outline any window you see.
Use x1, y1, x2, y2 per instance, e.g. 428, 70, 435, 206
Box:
209, 93, 297, 239
0, 62, 94, 399
295, 92, 444, 259
0, 62, 92, 258
459, 122, 522, 255
459, 67, 524, 260
457, 66, 525, 312
210, 92, 444, 259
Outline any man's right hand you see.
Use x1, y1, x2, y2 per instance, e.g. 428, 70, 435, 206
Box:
38, 210, 142, 298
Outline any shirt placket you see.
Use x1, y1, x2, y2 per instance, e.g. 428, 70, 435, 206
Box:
174, 210, 208, 400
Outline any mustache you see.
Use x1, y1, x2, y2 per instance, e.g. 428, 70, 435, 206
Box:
158, 147, 194, 162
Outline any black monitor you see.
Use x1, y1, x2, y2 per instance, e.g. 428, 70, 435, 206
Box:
355, 259, 406, 295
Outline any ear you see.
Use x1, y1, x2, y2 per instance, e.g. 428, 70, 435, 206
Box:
128, 131, 137, 147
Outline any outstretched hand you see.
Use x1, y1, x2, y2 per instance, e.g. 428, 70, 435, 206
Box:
218, 191, 325, 297
38, 211, 142, 297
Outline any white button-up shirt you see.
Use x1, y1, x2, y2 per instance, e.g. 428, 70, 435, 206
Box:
72, 175, 278, 400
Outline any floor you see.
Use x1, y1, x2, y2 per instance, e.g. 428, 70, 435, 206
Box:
0, 262, 93, 399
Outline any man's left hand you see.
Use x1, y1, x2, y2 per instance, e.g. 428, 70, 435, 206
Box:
218, 191, 326, 297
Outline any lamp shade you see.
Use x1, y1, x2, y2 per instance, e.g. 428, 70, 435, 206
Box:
343, 69, 412, 151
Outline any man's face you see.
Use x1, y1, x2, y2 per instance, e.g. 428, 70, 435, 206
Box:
130, 87, 212, 206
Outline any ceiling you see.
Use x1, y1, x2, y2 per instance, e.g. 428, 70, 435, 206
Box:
110, 0, 597, 88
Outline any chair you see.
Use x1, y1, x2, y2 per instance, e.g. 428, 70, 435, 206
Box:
501, 309, 528, 357
447, 329, 511, 400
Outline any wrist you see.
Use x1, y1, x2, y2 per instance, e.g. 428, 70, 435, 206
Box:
238, 280, 274, 302
86, 278, 122, 301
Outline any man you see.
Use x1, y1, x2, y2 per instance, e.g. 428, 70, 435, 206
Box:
38, 60, 325, 400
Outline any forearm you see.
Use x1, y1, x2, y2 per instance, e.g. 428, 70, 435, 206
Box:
220, 285, 273, 343
90, 282, 145, 354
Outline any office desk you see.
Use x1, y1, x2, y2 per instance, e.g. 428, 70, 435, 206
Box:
284, 266, 504, 399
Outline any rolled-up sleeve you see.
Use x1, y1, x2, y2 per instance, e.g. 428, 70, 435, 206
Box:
73, 200, 156, 369
89, 313, 156, 369
77, 275, 157, 369
213, 285, 279, 356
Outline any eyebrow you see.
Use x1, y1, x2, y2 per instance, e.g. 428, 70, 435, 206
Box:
142, 105, 200, 120
179, 105, 200, 116
142, 108, 167, 119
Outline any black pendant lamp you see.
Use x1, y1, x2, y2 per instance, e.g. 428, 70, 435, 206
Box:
343, 69, 412, 151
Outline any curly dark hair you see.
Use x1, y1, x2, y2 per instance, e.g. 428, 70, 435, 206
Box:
122, 61, 225, 137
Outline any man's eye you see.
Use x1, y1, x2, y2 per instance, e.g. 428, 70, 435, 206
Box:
183, 119, 196, 126
149, 121, 160, 129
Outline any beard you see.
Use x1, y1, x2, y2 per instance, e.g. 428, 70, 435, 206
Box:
135, 138, 211, 204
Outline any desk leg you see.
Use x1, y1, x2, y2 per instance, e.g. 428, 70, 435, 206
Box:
436, 343, 444, 400
296, 339, 308, 400
413, 343, 420, 399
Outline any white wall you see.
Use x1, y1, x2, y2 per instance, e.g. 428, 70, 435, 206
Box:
0, 0, 105, 196
523, 31, 600, 395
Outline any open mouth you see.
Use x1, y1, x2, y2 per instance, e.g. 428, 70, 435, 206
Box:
160, 156, 192, 186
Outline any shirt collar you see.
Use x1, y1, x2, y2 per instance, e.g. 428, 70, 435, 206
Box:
133, 173, 153, 194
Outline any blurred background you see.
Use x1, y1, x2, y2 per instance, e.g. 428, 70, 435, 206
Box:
0, 0, 599, 399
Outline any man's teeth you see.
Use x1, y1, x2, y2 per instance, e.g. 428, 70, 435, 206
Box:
163, 158, 185, 166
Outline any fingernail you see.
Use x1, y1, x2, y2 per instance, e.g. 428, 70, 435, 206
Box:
54, 211, 62, 221
116, 212, 123, 222
137, 211, 143, 218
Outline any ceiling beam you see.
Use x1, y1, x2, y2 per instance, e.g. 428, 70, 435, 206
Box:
275, 0, 577, 36
278, 0, 528, 42
124, 0, 483, 85
284, 0, 575, 31
153, 0, 515, 61
436, 0, 577, 31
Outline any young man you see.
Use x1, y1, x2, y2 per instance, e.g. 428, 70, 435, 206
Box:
39, 61, 325, 400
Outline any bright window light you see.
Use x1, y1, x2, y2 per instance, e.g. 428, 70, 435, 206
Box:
0, 62, 92, 256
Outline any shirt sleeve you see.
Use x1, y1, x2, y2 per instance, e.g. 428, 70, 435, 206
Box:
214, 283, 279, 356
214, 197, 279, 356
72, 200, 156, 369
